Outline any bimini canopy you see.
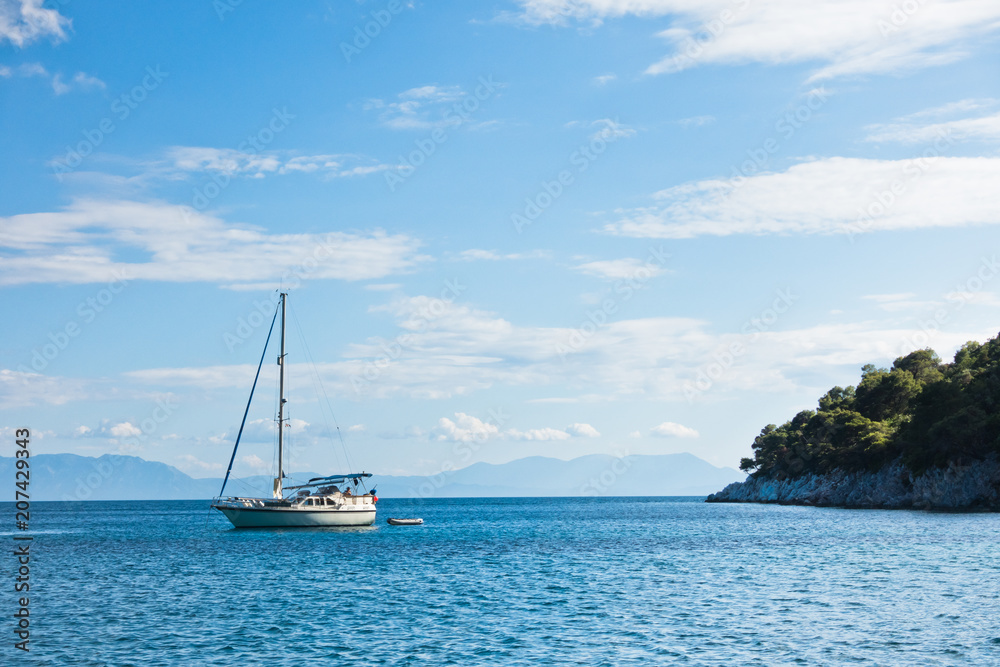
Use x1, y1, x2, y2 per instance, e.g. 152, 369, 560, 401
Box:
284, 473, 372, 491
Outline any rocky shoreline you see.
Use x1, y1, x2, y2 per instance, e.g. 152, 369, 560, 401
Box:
706, 458, 1000, 511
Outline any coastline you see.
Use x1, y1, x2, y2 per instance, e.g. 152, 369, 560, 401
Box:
706, 457, 1000, 511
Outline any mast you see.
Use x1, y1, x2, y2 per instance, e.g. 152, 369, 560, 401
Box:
274, 292, 287, 499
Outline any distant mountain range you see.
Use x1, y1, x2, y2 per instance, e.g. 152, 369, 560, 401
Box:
4, 452, 745, 501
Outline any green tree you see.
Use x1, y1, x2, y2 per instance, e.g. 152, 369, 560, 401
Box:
737, 332, 1000, 479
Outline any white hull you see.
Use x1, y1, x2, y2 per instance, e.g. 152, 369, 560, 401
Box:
214, 498, 376, 528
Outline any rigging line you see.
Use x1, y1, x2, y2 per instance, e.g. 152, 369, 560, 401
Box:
288, 308, 344, 472
300, 309, 351, 472
229, 476, 268, 497
288, 303, 356, 472
218, 300, 280, 498
272, 354, 280, 479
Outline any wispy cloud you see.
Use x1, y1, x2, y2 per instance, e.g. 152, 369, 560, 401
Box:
593, 73, 617, 85
365, 84, 468, 130
603, 156, 1000, 239
115, 297, 991, 407
0, 61, 103, 95
862, 293, 938, 313
52, 71, 106, 95
575, 258, 668, 280
677, 115, 714, 128
0, 369, 103, 409
0, 199, 429, 286
565, 118, 637, 141
455, 249, 549, 262
163, 147, 392, 179
865, 99, 1000, 143
512, 0, 1000, 81
176, 454, 224, 475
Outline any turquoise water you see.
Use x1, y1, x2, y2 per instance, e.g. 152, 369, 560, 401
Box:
10, 497, 1000, 665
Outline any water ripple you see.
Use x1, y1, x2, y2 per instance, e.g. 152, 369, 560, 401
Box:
13, 497, 1000, 665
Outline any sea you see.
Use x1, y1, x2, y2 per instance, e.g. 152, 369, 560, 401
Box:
7, 497, 1000, 665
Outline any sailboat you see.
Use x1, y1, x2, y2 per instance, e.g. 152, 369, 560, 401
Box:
211, 292, 378, 528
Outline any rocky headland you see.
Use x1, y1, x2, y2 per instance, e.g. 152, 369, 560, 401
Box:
707, 457, 1000, 510
707, 334, 1000, 512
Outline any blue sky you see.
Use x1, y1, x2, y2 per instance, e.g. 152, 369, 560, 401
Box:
2, 0, 1000, 482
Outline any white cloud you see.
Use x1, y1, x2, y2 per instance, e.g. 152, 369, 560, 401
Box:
943, 290, 1000, 308
0, 369, 96, 408
458, 249, 504, 261
650, 421, 699, 438
72, 71, 105, 89
240, 417, 313, 441
566, 422, 601, 437
505, 427, 572, 441
603, 156, 1000, 239
677, 115, 715, 127
176, 454, 224, 475
513, 0, 1000, 81
73, 425, 92, 436
0, 200, 428, 286
15, 61, 47, 77
575, 258, 667, 280
456, 249, 549, 262
238, 454, 269, 472
52, 71, 106, 95
0, 62, 105, 95
902, 98, 995, 120
122, 291, 994, 406
589, 118, 635, 141
434, 412, 500, 442
862, 293, 938, 313
347, 424, 366, 432
365, 84, 470, 130
0, 0, 70, 47
108, 422, 142, 438
434, 416, 596, 442
50, 73, 70, 95
162, 147, 390, 179
865, 103, 1000, 144
593, 73, 617, 85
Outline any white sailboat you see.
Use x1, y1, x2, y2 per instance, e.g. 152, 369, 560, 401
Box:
212, 292, 377, 528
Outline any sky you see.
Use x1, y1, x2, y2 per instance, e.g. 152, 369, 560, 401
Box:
2, 0, 1000, 485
